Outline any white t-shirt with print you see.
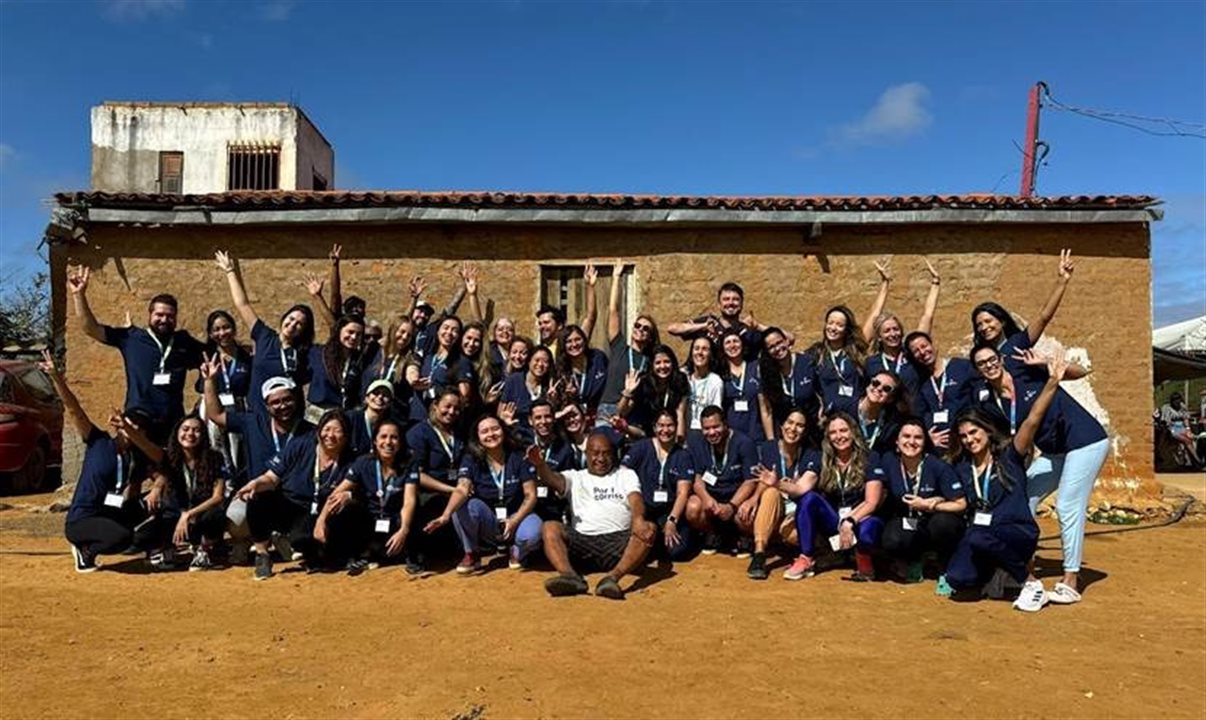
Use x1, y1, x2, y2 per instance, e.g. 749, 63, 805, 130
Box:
564, 466, 641, 536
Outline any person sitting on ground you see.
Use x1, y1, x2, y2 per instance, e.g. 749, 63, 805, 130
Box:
526, 432, 655, 600
41, 350, 161, 573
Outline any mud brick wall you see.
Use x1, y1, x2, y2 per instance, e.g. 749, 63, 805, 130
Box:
50, 220, 1155, 504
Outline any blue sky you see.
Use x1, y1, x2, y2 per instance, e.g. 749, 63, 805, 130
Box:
1, 0, 1202, 325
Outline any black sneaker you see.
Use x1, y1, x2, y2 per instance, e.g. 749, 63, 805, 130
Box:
701, 532, 721, 555
746, 552, 769, 580
253, 551, 273, 581
595, 575, 625, 600
71, 544, 98, 574
346, 558, 369, 577
147, 549, 179, 572
734, 536, 754, 559
544, 573, 589, 597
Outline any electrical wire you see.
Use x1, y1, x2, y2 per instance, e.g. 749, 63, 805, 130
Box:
1042, 86, 1206, 139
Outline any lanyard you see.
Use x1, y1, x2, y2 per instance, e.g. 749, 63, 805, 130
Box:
383, 355, 399, 381
375, 461, 392, 516
432, 424, 457, 465
312, 450, 338, 503
363, 413, 374, 443
281, 345, 297, 374
882, 352, 904, 374
572, 369, 585, 394
488, 458, 507, 505
654, 443, 670, 489
859, 411, 881, 447
711, 436, 730, 475
995, 392, 1018, 435
340, 358, 352, 389
145, 328, 174, 372
115, 452, 129, 491
731, 361, 747, 396
781, 355, 795, 396
183, 463, 195, 497
828, 348, 846, 376
835, 462, 852, 500
930, 367, 948, 409
901, 459, 923, 496
538, 440, 553, 464
221, 354, 238, 389
270, 421, 292, 454
628, 347, 647, 374
778, 442, 799, 479
972, 459, 994, 507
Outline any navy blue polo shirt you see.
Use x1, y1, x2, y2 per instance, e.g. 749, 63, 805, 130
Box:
972, 375, 1106, 455
723, 361, 764, 441
66, 428, 148, 524
306, 344, 373, 409
405, 420, 463, 484
458, 451, 530, 514
757, 441, 821, 480
819, 450, 885, 509
686, 429, 759, 499
621, 438, 695, 509
501, 373, 548, 429
765, 353, 820, 427
102, 325, 204, 423
878, 452, 962, 516
343, 454, 415, 518
815, 348, 863, 417
566, 348, 609, 410
226, 411, 313, 483
249, 319, 309, 415
266, 431, 346, 509
162, 452, 230, 512
193, 346, 252, 406
955, 443, 1037, 528
916, 358, 976, 435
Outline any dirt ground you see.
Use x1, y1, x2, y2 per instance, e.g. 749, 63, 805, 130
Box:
1, 495, 1204, 720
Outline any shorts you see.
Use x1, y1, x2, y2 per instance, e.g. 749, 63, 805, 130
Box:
567, 528, 630, 572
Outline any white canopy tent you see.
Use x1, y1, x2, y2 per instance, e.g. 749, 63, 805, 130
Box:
1153, 315, 1206, 353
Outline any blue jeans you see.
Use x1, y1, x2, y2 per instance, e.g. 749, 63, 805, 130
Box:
794, 491, 883, 557
452, 497, 543, 560
1026, 438, 1110, 572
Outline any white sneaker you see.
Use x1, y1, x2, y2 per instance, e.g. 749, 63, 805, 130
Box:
1048, 581, 1082, 605
1012, 580, 1049, 613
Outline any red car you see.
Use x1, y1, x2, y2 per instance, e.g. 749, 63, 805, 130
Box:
0, 359, 63, 493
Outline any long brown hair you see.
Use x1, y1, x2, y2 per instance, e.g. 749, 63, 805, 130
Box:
818, 412, 871, 496
165, 415, 223, 502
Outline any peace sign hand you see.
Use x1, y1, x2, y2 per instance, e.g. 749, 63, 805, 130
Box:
1058, 248, 1075, 281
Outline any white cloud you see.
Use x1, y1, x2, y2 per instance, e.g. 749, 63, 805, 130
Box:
102, 0, 185, 22
834, 82, 933, 146
259, 0, 295, 21
0, 143, 13, 170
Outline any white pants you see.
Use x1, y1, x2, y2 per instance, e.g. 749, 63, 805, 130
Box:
1026, 438, 1111, 573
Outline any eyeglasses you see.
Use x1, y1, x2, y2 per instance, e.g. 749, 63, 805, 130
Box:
633, 322, 653, 332
974, 356, 1001, 370
870, 378, 896, 393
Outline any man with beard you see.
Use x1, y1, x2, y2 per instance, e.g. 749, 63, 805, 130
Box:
667, 282, 769, 361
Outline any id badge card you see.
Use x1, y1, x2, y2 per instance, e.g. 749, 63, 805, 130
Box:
374, 519, 391, 534
104, 492, 124, 508
978, 388, 990, 402
838, 384, 854, 397
495, 506, 508, 521
828, 534, 843, 552
902, 517, 919, 531
702, 471, 718, 487
152, 372, 172, 386
536, 486, 549, 499
218, 392, 236, 408
932, 410, 949, 425
734, 400, 750, 413
304, 405, 325, 425
653, 490, 669, 504
973, 511, 993, 527
310, 501, 319, 515
838, 506, 853, 519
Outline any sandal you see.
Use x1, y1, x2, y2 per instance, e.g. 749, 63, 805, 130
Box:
1048, 581, 1082, 605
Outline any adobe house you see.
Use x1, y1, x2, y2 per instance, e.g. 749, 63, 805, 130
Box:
45, 188, 1163, 509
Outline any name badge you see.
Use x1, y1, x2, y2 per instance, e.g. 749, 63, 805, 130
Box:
734, 400, 750, 413
973, 511, 993, 527
978, 388, 990, 402
536, 486, 549, 499
104, 492, 124, 508
838, 506, 853, 519
218, 392, 236, 408
838, 385, 854, 397
495, 507, 508, 521
152, 372, 172, 386
310, 501, 319, 515
932, 410, 949, 425
902, 517, 918, 531
702, 471, 719, 487
653, 490, 669, 504
374, 519, 391, 534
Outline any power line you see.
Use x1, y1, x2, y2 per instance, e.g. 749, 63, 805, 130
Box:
1042, 86, 1206, 139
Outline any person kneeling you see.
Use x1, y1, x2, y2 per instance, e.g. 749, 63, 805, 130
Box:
527, 432, 655, 600
684, 406, 760, 556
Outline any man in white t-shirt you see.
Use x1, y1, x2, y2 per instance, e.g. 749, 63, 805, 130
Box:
527, 432, 655, 600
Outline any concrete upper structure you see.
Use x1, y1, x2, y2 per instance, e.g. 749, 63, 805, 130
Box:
90, 102, 334, 194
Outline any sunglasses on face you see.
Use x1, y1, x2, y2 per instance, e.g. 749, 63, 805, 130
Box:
633, 322, 653, 332
870, 378, 896, 393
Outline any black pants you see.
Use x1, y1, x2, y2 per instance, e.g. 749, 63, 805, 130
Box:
133, 506, 228, 550
65, 514, 133, 557
408, 491, 455, 565
246, 492, 318, 559
880, 512, 965, 563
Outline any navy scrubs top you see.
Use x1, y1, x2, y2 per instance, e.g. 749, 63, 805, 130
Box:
500, 373, 548, 429
565, 348, 609, 411
686, 429, 759, 499
723, 361, 764, 441
102, 325, 204, 423
817, 450, 885, 509
193, 346, 252, 409
971, 374, 1106, 455
458, 451, 530, 514
306, 344, 372, 410
954, 444, 1037, 529
915, 358, 976, 437
814, 348, 863, 418
66, 428, 148, 524
878, 452, 963, 516
405, 421, 463, 484
266, 431, 346, 509
343, 454, 415, 518
756, 441, 821, 480
249, 319, 309, 415
226, 412, 313, 483
765, 353, 820, 428
621, 438, 695, 511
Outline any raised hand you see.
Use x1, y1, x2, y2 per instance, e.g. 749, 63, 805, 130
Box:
460, 262, 478, 294
67, 266, 90, 294
408, 275, 427, 300
498, 401, 517, 427
1047, 352, 1070, 382
37, 349, 57, 377
214, 250, 235, 274
1011, 348, 1049, 368
584, 262, 598, 287
329, 244, 342, 263
874, 259, 892, 282
623, 368, 642, 395
924, 258, 940, 285
199, 352, 222, 380
301, 273, 325, 297
1058, 248, 1074, 280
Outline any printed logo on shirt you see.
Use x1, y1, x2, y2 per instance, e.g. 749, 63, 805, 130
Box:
591, 486, 625, 503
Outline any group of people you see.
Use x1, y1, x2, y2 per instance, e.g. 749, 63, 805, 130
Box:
56, 246, 1109, 611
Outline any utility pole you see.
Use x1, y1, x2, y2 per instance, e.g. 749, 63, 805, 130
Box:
1019, 81, 1048, 197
